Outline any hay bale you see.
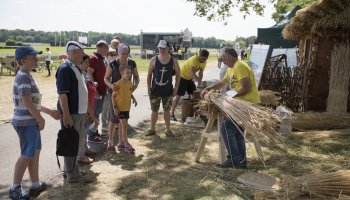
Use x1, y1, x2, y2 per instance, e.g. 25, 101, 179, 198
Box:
259, 90, 281, 107
292, 112, 350, 130
255, 170, 350, 200
326, 41, 350, 113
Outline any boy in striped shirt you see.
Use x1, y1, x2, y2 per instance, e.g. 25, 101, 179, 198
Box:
10, 46, 61, 200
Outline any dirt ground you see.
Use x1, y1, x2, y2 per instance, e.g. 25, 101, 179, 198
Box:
0, 71, 58, 123
2, 70, 350, 199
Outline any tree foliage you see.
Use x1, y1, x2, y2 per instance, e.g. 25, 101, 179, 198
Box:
186, 0, 316, 23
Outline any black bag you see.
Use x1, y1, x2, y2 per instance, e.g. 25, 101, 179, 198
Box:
56, 127, 79, 172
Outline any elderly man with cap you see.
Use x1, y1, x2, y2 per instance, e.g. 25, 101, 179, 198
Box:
104, 43, 139, 151
9, 46, 61, 200
87, 40, 109, 143
146, 40, 180, 137
56, 41, 92, 183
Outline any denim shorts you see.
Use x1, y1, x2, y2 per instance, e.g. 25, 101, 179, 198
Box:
13, 124, 42, 157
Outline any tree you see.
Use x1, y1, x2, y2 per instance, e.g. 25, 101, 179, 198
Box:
185, 0, 316, 23
272, 0, 316, 22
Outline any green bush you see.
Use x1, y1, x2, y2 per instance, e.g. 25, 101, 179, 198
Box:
5, 39, 16, 46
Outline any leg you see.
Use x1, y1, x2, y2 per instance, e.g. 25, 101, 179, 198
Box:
13, 156, 31, 185
27, 150, 40, 183
150, 111, 158, 131
170, 95, 180, 116
108, 122, 116, 146
101, 93, 110, 131
220, 118, 246, 164
163, 95, 173, 131
45, 61, 51, 76
119, 119, 128, 144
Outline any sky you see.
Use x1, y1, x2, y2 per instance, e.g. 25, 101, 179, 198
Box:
0, 0, 276, 41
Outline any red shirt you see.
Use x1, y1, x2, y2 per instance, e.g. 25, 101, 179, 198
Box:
89, 53, 107, 96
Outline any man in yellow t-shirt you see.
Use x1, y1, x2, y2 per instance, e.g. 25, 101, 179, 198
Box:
200, 47, 260, 169
170, 49, 209, 121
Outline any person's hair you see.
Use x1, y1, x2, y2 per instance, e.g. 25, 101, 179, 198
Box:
200, 49, 209, 57
119, 63, 131, 73
221, 47, 238, 58
46, 48, 49, 51
114, 36, 122, 41
82, 54, 90, 62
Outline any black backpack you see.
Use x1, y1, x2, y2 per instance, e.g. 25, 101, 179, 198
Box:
56, 127, 79, 172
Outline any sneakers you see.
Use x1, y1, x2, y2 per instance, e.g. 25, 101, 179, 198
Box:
145, 129, 156, 136
124, 144, 135, 154
164, 130, 174, 137
77, 156, 93, 164
216, 159, 247, 169
29, 182, 47, 197
170, 114, 177, 121
85, 148, 96, 156
9, 185, 29, 200
116, 143, 125, 151
88, 136, 103, 144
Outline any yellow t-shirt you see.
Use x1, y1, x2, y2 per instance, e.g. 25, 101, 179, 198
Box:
224, 60, 261, 103
112, 80, 132, 112
180, 55, 207, 80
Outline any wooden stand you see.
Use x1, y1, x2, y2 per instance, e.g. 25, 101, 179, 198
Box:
194, 104, 226, 164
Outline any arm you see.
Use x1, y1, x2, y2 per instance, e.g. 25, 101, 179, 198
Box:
200, 79, 229, 98
104, 66, 115, 90
58, 93, 73, 128
235, 77, 252, 97
86, 102, 95, 123
132, 67, 140, 92
173, 58, 181, 97
190, 67, 201, 83
21, 95, 45, 130
87, 67, 95, 82
198, 69, 204, 86
131, 94, 137, 107
147, 57, 155, 96
41, 106, 62, 120
112, 91, 118, 116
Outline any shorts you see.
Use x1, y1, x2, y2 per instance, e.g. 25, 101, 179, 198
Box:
13, 124, 42, 158
118, 111, 130, 119
150, 95, 173, 112
108, 94, 120, 123
177, 77, 196, 96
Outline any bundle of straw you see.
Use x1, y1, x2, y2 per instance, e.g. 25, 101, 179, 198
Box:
255, 170, 350, 200
259, 90, 281, 107
202, 92, 282, 145
293, 112, 350, 130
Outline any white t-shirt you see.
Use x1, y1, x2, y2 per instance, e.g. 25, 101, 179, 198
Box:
44, 51, 52, 61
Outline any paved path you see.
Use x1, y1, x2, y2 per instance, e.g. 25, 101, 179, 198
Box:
0, 60, 221, 199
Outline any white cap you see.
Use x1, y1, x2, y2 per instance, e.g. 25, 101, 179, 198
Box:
157, 40, 168, 48
66, 41, 86, 52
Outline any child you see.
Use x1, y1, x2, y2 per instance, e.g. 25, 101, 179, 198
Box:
10, 46, 61, 200
77, 54, 97, 164
111, 64, 137, 153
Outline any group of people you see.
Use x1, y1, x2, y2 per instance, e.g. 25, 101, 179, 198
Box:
9, 37, 260, 199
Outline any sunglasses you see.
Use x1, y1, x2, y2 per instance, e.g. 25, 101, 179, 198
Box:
200, 56, 208, 61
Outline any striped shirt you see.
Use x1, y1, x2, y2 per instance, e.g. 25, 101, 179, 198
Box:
12, 70, 41, 126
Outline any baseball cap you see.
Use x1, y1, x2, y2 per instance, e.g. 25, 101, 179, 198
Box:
66, 41, 86, 52
15, 46, 42, 59
157, 40, 169, 48
96, 40, 108, 47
